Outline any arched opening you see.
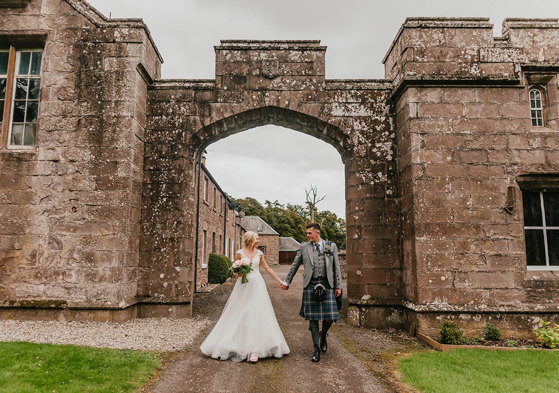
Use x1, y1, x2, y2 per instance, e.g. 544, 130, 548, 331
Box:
193, 122, 347, 294
141, 90, 400, 328
191, 106, 350, 161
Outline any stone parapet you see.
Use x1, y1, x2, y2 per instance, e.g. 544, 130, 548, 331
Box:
215, 40, 326, 91
384, 17, 559, 98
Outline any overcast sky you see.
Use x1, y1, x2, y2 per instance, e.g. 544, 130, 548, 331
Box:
89, 0, 559, 218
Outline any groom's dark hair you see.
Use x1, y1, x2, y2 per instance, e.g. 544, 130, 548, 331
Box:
306, 223, 321, 231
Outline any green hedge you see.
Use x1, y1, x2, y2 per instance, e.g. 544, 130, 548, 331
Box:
208, 253, 232, 284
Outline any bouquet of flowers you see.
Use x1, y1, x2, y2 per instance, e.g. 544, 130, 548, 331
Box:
231, 258, 253, 284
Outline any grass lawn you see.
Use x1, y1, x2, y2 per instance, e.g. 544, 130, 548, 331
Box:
0, 342, 161, 393
398, 348, 559, 393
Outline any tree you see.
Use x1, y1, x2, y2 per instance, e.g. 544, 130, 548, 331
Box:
231, 195, 346, 248
235, 197, 265, 217
315, 209, 346, 248
305, 185, 326, 222
262, 200, 307, 242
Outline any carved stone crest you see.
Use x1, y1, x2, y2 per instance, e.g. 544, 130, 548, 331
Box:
261, 59, 279, 79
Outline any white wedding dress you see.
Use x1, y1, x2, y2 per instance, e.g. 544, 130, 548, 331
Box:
200, 249, 290, 362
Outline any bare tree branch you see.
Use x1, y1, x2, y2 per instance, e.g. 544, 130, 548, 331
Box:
305, 185, 326, 222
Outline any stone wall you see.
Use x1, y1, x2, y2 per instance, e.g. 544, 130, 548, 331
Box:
258, 234, 279, 265
338, 250, 347, 280
386, 18, 559, 336
0, 0, 161, 320
195, 163, 242, 289
1, 1, 558, 335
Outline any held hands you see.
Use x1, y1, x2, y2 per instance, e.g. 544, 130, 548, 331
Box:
280, 283, 289, 290
335, 289, 342, 298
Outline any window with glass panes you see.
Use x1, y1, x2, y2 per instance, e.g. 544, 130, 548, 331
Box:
529, 89, 544, 127
1, 48, 42, 148
225, 238, 229, 257
202, 230, 207, 268
522, 191, 559, 269
10, 50, 42, 146
203, 177, 208, 201
212, 232, 216, 253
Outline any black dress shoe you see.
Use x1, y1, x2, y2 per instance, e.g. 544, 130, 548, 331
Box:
312, 345, 321, 362
320, 333, 328, 353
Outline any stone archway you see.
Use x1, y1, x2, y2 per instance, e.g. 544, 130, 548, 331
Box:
191, 106, 348, 159
3, 2, 559, 334
140, 41, 401, 328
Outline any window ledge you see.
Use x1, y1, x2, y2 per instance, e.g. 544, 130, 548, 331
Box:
2, 142, 36, 148
528, 126, 558, 133
527, 266, 559, 271
0, 149, 36, 160
524, 269, 559, 288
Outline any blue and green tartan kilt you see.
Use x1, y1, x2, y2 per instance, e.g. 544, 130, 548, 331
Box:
300, 279, 339, 321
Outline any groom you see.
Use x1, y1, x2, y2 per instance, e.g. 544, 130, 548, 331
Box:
281, 223, 342, 362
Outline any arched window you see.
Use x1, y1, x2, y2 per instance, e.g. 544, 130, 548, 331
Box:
529, 88, 544, 127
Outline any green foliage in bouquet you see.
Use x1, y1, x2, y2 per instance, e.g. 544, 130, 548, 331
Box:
208, 253, 232, 284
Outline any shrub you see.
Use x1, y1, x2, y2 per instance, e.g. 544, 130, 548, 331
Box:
533, 320, 559, 349
439, 321, 464, 344
208, 253, 232, 284
505, 340, 518, 347
485, 323, 502, 341
462, 337, 480, 345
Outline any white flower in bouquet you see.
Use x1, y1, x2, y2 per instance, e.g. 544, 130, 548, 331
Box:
231, 257, 253, 283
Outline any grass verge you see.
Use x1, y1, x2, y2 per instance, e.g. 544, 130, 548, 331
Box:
399, 348, 559, 393
0, 341, 161, 393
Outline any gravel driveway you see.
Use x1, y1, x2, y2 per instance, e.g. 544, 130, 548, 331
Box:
147, 265, 425, 393
0, 317, 211, 352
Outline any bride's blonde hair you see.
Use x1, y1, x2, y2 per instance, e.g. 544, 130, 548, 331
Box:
242, 231, 258, 249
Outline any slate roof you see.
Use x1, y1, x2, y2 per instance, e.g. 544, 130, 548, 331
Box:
241, 216, 279, 235
279, 237, 301, 251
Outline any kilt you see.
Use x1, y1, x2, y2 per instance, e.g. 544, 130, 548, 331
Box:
300, 279, 339, 321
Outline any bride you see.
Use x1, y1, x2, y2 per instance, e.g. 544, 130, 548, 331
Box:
200, 231, 290, 362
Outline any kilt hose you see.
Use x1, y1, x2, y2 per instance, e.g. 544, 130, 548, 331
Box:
300, 278, 339, 321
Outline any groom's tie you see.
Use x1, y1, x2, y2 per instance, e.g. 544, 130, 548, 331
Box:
314, 242, 320, 253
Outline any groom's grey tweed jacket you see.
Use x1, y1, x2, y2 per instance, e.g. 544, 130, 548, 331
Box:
284, 241, 342, 289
